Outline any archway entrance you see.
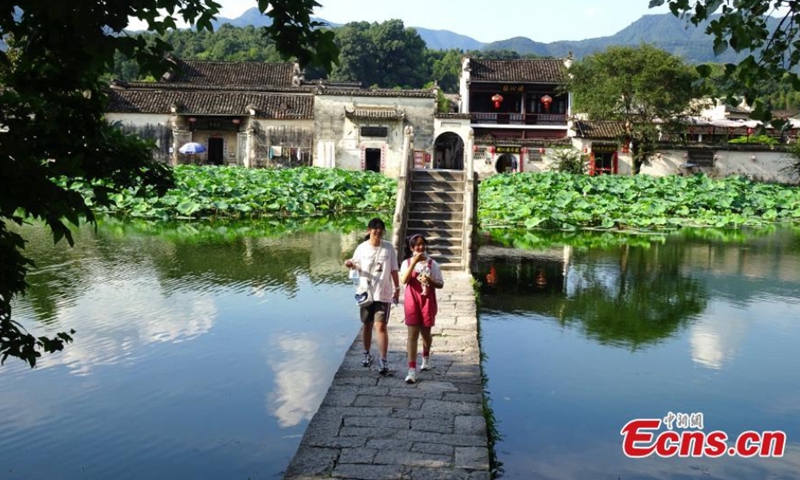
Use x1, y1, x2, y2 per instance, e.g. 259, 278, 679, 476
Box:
365, 148, 381, 172
433, 132, 464, 170
208, 138, 224, 165
495, 153, 518, 173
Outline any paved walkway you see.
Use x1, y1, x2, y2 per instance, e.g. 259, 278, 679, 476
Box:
284, 271, 490, 480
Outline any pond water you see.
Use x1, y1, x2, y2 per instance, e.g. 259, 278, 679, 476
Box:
1, 219, 369, 480
478, 228, 800, 480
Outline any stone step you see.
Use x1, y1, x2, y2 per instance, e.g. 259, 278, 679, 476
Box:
411, 180, 462, 192
427, 245, 462, 258
405, 227, 463, 240
409, 200, 464, 213
411, 169, 465, 182
410, 191, 464, 203
424, 236, 462, 248
407, 211, 463, 221
434, 254, 465, 270
408, 218, 464, 230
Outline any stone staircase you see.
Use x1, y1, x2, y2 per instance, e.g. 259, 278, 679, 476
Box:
406, 169, 466, 270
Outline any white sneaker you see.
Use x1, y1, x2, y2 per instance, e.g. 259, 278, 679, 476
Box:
404, 368, 417, 384
361, 353, 373, 367
421, 356, 432, 371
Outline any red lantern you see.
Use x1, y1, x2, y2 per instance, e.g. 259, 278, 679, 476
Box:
747, 127, 754, 135
232, 118, 241, 125
538, 147, 545, 155
188, 117, 197, 123
541, 95, 553, 112
491, 94, 504, 109
489, 146, 496, 155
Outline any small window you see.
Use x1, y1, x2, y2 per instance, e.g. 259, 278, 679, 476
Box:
360, 126, 388, 137
688, 149, 714, 167
528, 151, 543, 162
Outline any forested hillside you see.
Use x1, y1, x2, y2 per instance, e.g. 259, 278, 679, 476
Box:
110, 22, 537, 92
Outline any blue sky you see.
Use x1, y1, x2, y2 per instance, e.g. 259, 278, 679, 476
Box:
213, 0, 674, 43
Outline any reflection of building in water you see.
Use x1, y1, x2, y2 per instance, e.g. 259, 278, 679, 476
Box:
477, 245, 570, 296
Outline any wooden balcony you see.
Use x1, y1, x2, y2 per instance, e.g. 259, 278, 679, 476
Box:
471, 112, 568, 126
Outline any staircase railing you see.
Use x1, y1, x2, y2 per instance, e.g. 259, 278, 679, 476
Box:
392, 126, 414, 259
461, 130, 476, 272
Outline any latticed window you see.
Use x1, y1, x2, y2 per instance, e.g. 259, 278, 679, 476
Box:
688, 149, 715, 167
360, 126, 388, 137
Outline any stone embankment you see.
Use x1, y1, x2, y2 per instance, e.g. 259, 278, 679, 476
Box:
284, 271, 490, 480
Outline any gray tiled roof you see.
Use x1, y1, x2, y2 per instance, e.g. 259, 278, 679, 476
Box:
316, 87, 437, 98
164, 60, 296, 87
469, 58, 567, 84
107, 89, 314, 119
345, 108, 405, 120
573, 121, 627, 139
120, 81, 315, 93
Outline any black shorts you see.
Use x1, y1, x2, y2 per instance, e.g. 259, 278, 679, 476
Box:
360, 302, 390, 323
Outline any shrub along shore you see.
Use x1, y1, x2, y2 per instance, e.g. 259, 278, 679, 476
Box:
73, 167, 800, 231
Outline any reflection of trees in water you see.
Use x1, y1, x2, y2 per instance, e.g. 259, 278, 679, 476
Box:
13, 220, 357, 325
479, 243, 708, 349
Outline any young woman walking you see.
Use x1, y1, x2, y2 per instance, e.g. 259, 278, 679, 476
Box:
399, 234, 444, 384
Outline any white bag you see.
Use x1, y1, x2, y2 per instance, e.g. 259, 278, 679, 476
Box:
355, 286, 373, 308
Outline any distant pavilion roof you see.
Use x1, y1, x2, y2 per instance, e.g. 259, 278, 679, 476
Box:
161, 58, 297, 88
572, 121, 627, 139
468, 58, 568, 84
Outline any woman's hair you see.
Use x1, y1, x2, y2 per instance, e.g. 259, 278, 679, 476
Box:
367, 217, 386, 230
404, 234, 427, 259
363, 217, 386, 240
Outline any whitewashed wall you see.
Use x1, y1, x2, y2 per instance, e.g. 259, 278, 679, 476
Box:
314, 94, 436, 178
106, 113, 171, 126
571, 138, 799, 183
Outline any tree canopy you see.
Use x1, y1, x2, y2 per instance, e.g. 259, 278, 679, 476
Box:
649, 0, 800, 123
329, 20, 429, 88
0, 0, 338, 367
569, 44, 700, 173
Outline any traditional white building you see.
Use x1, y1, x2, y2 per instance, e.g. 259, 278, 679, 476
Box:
106, 57, 436, 176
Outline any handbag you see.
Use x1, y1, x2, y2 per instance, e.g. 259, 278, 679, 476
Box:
353, 246, 382, 308
354, 287, 373, 307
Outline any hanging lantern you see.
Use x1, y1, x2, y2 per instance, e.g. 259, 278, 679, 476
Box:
491, 94, 504, 109
232, 118, 241, 125
538, 147, 545, 155
188, 117, 197, 123
540, 95, 553, 112
489, 146, 496, 155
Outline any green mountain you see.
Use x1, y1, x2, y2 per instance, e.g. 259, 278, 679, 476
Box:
213, 7, 482, 52
483, 13, 776, 63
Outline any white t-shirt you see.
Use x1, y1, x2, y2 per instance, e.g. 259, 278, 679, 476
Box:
352, 240, 399, 303
400, 256, 444, 286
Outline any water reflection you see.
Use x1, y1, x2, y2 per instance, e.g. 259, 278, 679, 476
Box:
3, 219, 363, 480
479, 228, 800, 480
479, 242, 708, 349
267, 334, 332, 428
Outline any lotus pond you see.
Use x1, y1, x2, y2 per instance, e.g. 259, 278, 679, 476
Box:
4, 216, 800, 480
478, 227, 800, 480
